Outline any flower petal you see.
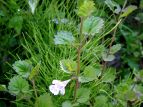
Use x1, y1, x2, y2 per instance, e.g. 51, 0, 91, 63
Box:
62, 79, 71, 86
49, 85, 59, 95
52, 80, 61, 85
59, 88, 65, 95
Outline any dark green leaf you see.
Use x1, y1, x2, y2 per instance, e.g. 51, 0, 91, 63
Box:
12, 60, 33, 78
77, 88, 91, 103
8, 16, 23, 33
102, 68, 116, 82
8, 76, 30, 95
35, 93, 54, 107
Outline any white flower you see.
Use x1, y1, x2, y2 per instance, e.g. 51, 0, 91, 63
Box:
28, 0, 38, 14
49, 79, 71, 95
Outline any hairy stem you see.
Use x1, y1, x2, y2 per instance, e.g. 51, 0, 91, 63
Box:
74, 17, 83, 100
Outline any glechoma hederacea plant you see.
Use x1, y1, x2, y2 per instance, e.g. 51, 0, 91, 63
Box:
1, 0, 143, 107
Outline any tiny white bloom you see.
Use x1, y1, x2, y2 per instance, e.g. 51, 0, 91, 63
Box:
49, 79, 71, 95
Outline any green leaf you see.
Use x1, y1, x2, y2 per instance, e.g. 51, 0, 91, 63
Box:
0, 85, 6, 91
62, 101, 73, 107
120, 5, 137, 18
77, 88, 91, 103
102, 52, 115, 61
8, 16, 23, 34
105, 0, 121, 14
35, 93, 54, 107
140, 0, 143, 8
110, 44, 121, 54
82, 16, 104, 36
29, 61, 41, 80
54, 31, 75, 45
79, 66, 101, 83
60, 59, 77, 73
12, 60, 33, 78
77, 0, 95, 17
8, 76, 30, 95
102, 67, 116, 82
94, 95, 108, 107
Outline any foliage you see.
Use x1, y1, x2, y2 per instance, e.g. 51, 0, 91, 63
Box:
0, 0, 143, 107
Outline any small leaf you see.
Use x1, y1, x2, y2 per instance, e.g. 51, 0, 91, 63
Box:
77, 0, 95, 17
79, 66, 101, 83
102, 52, 115, 61
9, 16, 23, 33
120, 5, 137, 18
12, 60, 33, 78
62, 101, 73, 107
60, 59, 77, 73
105, 0, 121, 14
8, 76, 30, 95
102, 68, 116, 82
110, 44, 121, 54
77, 88, 91, 103
29, 61, 41, 80
35, 93, 54, 107
54, 31, 75, 45
82, 16, 104, 36
0, 85, 6, 91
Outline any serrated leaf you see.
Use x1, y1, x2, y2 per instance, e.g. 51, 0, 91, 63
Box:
60, 59, 77, 73
29, 61, 41, 80
62, 101, 73, 107
102, 52, 115, 61
54, 31, 75, 45
35, 93, 54, 107
0, 85, 6, 91
12, 60, 33, 78
110, 44, 121, 54
79, 66, 101, 83
82, 16, 104, 36
120, 5, 137, 18
102, 68, 116, 82
8, 76, 30, 95
8, 16, 23, 34
77, 88, 91, 103
77, 0, 95, 17
105, 0, 121, 14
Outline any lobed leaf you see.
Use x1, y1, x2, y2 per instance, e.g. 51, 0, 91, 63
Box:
82, 16, 104, 36
54, 31, 75, 45
77, 0, 95, 17
8, 76, 30, 95
12, 60, 33, 78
